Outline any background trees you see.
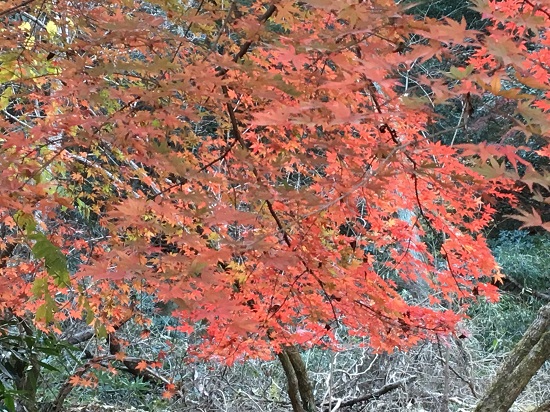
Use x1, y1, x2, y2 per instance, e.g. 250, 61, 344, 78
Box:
1, 0, 549, 410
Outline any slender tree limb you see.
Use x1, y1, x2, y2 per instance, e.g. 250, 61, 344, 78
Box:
523, 0, 550, 19
436, 336, 478, 398
501, 274, 550, 301
63, 328, 95, 345
198, 137, 240, 172
49, 361, 92, 412
325, 375, 417, 410
266, 199, 293, 247
0, 0, 37, 17
234, 4, 277, 62
216, 4, 278, 76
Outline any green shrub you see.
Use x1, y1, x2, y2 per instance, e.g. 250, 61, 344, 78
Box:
468, 230, 550, 351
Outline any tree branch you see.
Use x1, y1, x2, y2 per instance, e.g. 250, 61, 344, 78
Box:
501, 274, 550, 301
0, 0, 36, 17
326, 375, 417, 409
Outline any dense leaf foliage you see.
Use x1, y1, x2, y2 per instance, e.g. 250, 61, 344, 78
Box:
0, 0, 549, 366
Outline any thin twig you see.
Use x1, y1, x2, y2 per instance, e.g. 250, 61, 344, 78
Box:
0, 0, 37, 17
324, 375, 417, 409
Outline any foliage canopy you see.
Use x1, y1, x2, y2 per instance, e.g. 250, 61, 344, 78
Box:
1, 0, 549, 367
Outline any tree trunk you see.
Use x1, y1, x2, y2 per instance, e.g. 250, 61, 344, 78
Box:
475, 302, 550, 412
278, 346, 316, 412
286, 346, 316, 412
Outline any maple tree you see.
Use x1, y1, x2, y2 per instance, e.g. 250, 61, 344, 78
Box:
1, 0, 550, 409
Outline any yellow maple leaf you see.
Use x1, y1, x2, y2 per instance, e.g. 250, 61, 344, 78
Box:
46, 21, 57, 36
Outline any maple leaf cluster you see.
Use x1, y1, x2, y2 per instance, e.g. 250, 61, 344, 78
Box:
0, 0, 549, 362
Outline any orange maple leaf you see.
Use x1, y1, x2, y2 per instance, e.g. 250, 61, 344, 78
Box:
506, 208, 543, 229
68, 375, 82, 386
114, 351, 126, 361
135, 360, 149, 372
162, 390, 175, 399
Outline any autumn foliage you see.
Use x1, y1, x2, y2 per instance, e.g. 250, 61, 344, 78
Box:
0, 0, 549, 365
